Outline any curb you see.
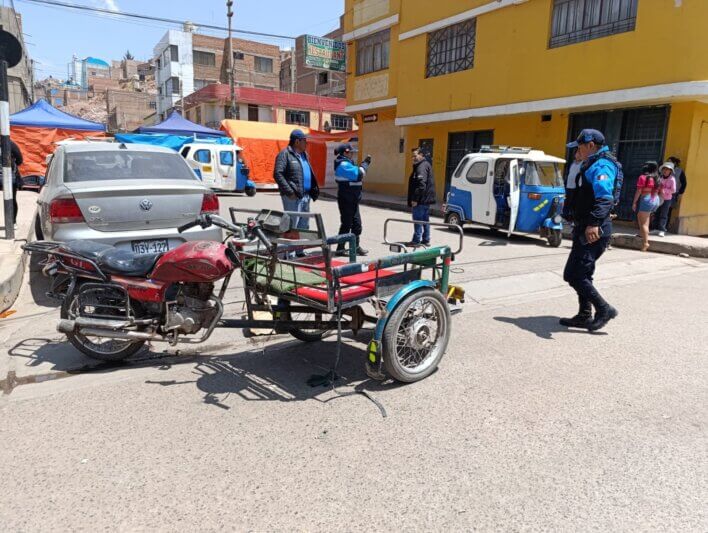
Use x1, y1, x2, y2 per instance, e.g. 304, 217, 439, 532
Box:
0, 216, 35, 314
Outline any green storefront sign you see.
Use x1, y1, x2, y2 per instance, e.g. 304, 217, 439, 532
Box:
304, 35, 346, 72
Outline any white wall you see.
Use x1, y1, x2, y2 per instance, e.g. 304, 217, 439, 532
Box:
154, 29, 194, 118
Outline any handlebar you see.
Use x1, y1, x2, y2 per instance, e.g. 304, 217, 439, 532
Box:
178, 214, 273, 249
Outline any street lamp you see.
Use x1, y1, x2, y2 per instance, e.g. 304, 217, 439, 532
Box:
226, 1, 236, 120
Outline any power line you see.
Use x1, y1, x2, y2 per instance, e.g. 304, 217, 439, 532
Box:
17, 0, 297, 40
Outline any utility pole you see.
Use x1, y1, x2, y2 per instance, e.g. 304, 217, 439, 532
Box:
226, 1, 236, 119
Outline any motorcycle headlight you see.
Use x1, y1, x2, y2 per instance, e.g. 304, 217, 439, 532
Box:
553, 214, 563, 225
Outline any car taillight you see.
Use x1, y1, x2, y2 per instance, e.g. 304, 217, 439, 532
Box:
50, 197, 84, 223
200, 193, 219, 214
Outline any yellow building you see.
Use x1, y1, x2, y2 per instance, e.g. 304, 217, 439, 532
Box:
343, 0, 708, 235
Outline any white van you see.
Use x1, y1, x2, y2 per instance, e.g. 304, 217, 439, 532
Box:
180, 143, 256, 196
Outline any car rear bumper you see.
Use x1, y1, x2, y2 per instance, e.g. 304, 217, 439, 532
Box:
48, 223, 223, 251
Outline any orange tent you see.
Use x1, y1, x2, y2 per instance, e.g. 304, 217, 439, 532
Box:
10, 99, 106, 177
220, 120, 356, 188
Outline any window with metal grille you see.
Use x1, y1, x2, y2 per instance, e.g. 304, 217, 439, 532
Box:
356, 29, 390, 76
550, 0, 638, 48
255, 56, 273, 73
193, 50, 216, 66
331, 114, 353, 130
286, 110, 310, 127
426, 18, 476, 78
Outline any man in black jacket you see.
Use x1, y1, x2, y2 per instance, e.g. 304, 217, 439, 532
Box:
407, 147, 436, 245
273, 129, 320, 236
0, 140, 23, 225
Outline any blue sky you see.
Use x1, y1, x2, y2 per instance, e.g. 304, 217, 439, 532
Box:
14, 0, 344, 79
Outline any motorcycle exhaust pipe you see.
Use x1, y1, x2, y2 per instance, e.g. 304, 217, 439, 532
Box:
57, 317, 153, 335
78, 328, 165, 342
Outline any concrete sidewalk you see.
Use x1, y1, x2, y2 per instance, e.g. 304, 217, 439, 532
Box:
0, 191, 37, 313
322, 189, 708, 258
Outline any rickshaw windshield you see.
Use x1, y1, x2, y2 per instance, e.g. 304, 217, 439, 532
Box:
523, 161, 563, 187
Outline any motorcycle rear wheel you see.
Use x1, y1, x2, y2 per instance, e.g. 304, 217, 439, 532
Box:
60, 293, 146, 362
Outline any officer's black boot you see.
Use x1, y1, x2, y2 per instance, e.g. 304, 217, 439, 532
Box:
559, 297, 593, 328
586, 287, 618, 331
355, 237, 368, 256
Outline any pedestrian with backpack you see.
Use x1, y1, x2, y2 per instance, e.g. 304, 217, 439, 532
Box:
633, 161, 661, 252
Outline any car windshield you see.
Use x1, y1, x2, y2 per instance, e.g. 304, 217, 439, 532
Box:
64, 151, 198, 183
524, 161, 563, 187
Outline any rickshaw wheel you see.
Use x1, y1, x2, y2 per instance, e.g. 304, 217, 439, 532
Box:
245, 186, 256, 197
287, 311, 334, 342
445, 212, 462, 228
548, 229, 563, 248
382, 288, 451, 383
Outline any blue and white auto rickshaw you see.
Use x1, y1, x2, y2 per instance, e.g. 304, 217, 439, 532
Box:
443, 146, 566, 247
181, 143, 256, 196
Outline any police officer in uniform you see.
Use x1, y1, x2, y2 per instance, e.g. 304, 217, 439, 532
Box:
334, 144, 371, 256
561, 129, 619, 331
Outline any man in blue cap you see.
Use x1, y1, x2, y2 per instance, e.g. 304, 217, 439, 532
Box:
562, 129, 619, 331
273, 129, 320, 250
334, 143, 371, 256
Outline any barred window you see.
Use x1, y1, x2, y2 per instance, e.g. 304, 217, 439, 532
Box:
356, 29, 390, 76
550, 0, 638, 48
286, 110, 310, 127
331, 114, 353, 130
193, 50, 216, 66
426, 19, 476, 78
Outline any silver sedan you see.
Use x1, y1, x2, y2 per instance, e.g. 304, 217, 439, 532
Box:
35, 142, 223, 253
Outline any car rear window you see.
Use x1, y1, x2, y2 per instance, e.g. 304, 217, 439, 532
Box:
64, 151, 198, 182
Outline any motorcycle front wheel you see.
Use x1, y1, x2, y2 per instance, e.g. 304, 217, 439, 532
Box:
60, 292, 146, 362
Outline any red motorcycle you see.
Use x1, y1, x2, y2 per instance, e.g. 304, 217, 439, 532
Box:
23, 213, 277, 362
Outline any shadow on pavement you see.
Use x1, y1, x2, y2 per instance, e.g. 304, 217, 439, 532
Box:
146, 335, 402, 414
493, 315, 606, 340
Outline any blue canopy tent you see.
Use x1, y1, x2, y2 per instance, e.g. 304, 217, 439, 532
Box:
114, 133, 232, 152
11, 98, 105, 130
136, 111, 226, 138
10, 99, 106, 176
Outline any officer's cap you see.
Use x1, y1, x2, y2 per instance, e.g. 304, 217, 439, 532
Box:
336, 143, 358, 155
567, 129, 606, 148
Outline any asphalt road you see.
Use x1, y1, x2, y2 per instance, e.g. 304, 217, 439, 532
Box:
1, 193, 706, 531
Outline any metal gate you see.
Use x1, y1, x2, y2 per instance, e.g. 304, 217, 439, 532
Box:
445, 130, 493, 195
568, 105, 669, 220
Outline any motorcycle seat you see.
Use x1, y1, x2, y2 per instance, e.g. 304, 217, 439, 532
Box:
59, 240, 163, 277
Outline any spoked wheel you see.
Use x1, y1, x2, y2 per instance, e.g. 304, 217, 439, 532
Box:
60, 293, 145, 362
287, 310, 337, 342
382, 288, 451, 383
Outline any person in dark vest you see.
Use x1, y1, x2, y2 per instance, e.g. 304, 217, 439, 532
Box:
334, 143, 371, 257
562, 129, 619, 332
407, 147, 436, 245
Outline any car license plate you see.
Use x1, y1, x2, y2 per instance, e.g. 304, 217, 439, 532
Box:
131, 239, 169, 255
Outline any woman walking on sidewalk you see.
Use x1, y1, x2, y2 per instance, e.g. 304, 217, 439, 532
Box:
653, 162, 677, 237
633, 161, 661, 252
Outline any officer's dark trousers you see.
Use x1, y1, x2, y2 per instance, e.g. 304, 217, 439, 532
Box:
563, 232, 611, 310
337, 191, 362, 248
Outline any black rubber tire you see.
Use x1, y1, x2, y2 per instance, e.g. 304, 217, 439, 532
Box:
382, 288, 451, 383
548, 229, 563, 248
60, 293, 145, 362
445, 212, 462, 228
245, 186, 256, 197
287, 311, 334, 342
34, 214, 44, 240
